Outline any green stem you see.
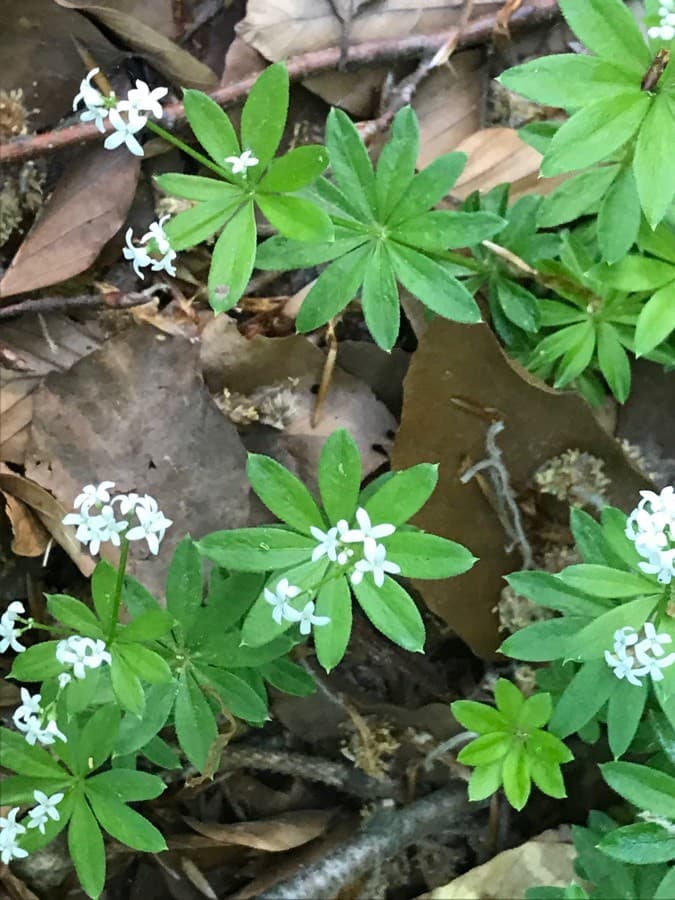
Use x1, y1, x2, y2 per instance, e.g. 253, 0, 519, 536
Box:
108, 539, 130, 643
146, 121, 233, 181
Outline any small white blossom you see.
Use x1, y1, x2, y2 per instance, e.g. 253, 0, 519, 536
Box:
636, 622, 672, 663
125, 494, 172, 554
38, 719, 68, 746
225, 149, 259, 174
121, 80, 167, 119
342, 507, 396, 556
56, 635, 111, 680
264, 579, 302, 625
337, 548, 354, 566
63, 503, 127, 556
123, 228, 153, 278
141, 214, 171, 254
0, 808, 27, 865
604, 648, 645, 686
640, 548, 675, 585
115, 492, 140, 515
73, 68, 110, 132
104, 107, 146, 157
19, 715, 66, 747
605, 620, 675, 687
74, 481, 115, 510
613, 626, 639, 652
0, 614, 26, 654
285, 600, 330, 636
27, 791, 64, 835
58, 672, 72, 688
3, 601, 25, 622
125, 218, 176, 279
311, 526, 340, 562
13, 688, 42, 729
350, 541, 401, 588
625, 487, 675, 586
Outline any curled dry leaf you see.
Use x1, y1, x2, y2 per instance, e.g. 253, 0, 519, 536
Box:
0, 147, 140, 298
1, 492, 50, 557
54, 0, 218, 89
391, 320, 651, 657
184, 810, 335, 852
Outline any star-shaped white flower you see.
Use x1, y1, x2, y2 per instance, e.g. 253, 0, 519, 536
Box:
27, 790, 64, 835
604, 648, 644, 687
311, 526, 340, 562
285, 600, 330, 636
38, 719, 68, 746
342, 507, 396, 556
56, 636, 111, 680
104, 107, 147, 157
74, 481, 115, 510
13, 689, 42, 730
73, 67, 109, 131
0, 614, 25, 654
635, 622, 672, 664
123, 227, 153, 278
125, 494, 172, 554
3, 601, 25, 622
225, 149, 259, 174
141, 214, 171, 254
0, 808, 27, 864
613, 626, 639, 653
264, 578, 302, 625
122, 79, 168, 119
350, 541, 401, 588
639, 548, 675, 585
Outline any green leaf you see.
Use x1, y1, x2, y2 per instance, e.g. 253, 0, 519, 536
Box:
363, 463, 438, 526
548, 660, 617, 737
531, 323, 591, 367
391, 210, 504, 252
599, 254, 675, 290
375, 105, 419, 220
570, 507, 626, 568
326, 107, 377, 219
247, 454, 325, 534
635, 95, 675, 227
110, 649, 144, 715
494, 678, 525, 720
258, 145, 329, 192
518, 121, 560, 154
553, 321, 596, 388
500, 617, 589, 662
260, 658, 316, 696
538, 300, 585, 327
607, 678, 648, 758
86, 768, 165, 802
0, 775, 72, 805
91, 560, 118, 623
197, 527, 315, 571
9, 640, 63, 681
388, 152, 466, 225
557, 0, 651, 73
353, 576, 425, 653
69, 796, 106, 900
529, 759, 567, 800
198, 666, 269, 723
155, 172, 239, 201
495, 279, 540, 333
468, 760, 503, 801
174, 671, 218, 771
572, 594, 660, 662
0, 727, 67, 777
117, 608, 173, 642
115, 683, 176, 756
208, 201, 256, 311
599, 823, 675, 864
46, 594, 102, 636
452, 699, 509, 733
116, 643, 172, 684
77, 704, 121, 774
655, 867, 675, 899
635, 281, 675, 356
558, 565, 658, 598
166, 535, 202, 630
638, 219, 675, 264
256, 231, 367, 271
360, 243, 400, 351
597, 167, 641, 263
205, 571, 264, 632
164, 194, 242, 251
65, 668, 101, 714
500, 55, 638, 108
86, 789, 166, 852
183, 88, 239, 168
457, 732, 510, 766
597, 323, 631, 402
382, 531, 476, 579
122, 574, 161, 617
318, 429, 361, 524
537, 165, 620, 228
389, 244, 482, 323
504, 570, 612, 617
141, 735, 181, 769
502, 744, 531, 810
601, 761, 675, 817
541, 94, 650, 176
526, 729, 573, 765
256, 193, 334, 243
314, 576, 352, 672
296, 242, 372, 332
518, 693, 553, 730
241, 63, 289, 170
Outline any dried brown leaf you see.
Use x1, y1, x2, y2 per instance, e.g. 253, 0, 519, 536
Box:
184, 810, 335, 851
55, 0, 218, 89
1, 493, 50, 557
392, 320, 651, 657
0, 147, 140, 298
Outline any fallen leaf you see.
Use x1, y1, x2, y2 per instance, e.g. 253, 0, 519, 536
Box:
55, 0, 218, 89
1, 493, 50, 557
184, 810, 335, 851
0, 373, 40, 464
0, 147, 140, 298
23, 325, 250, 593
302, 68, 388, 118
391, 320, 651, 657
430, 831, 576, 898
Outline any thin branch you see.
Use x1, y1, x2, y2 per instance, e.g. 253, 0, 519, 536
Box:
0, 288, 163, 320
0, 0, 559, 166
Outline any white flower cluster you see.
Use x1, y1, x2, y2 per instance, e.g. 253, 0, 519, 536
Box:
605, 624, 675, 686
225, 149, 259, 175
649, 1, 675, 40
0, 601, 28, 655
56, 635, 111, 681
73, 68, 167, 156
63, 481, 172, 556
625, 487, 675, 584
0, 791, 64, 864
264, 578, 330, 635
13, 688, 67, 747
312, 507, 401, 588
124, 214, 176, 279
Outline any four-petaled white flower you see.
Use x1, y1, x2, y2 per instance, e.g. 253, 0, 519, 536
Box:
0, 609, 26, 654
73, 68, 109, 132
125, 494, 173, 554
604, 648, 644, 686
350, 541, 401, 588
104, 107, 146, 157
264, 579, 302, 625
342, 507, 396, 556
636, 622, 672, 663
141, 214, 172, 254
63, 503, 128, 556
27, 791, 64, 835
13, 688, 42, 728
74, 481, 115, 510
122, 80, 167, 119
625, 487, 675, 586
225, 149, 259, 174
613, 626, 639, 653
124, 218, 177, 279
640, 547, 675, 585
311, 525, 340, 562
123, 228, 154, 278
605, 620, 675, 687
20, 715, 66, 747
56, 635, 112, 680
0, 808, 27, 865
285, 600, 330, 636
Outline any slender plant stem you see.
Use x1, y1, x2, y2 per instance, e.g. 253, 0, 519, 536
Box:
146, 120, 232, 181
108, 539, 130, 641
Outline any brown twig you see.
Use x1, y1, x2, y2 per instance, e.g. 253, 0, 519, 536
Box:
0, 0, 559, 166
311, 318, 338, 428
0, 290, 160, 320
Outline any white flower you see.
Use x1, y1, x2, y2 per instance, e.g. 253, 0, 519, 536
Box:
104, 107, 146, 157
350, 541, 401, 588
20, 715, 65, 747
635, 622, 672, 663
123, 228, 153, 278
613, 626, 639, 652
0, 808, 27, 865
115, 492, 141, 515
625, 488, 675, 586
122, 80, 167, 119
225, 149, 259, 174
342, 507, 396, 556
74, 481, 115, 510
311, 526, 340, 562
58, 672, 72, 688
56, 635, 111, 679
63, 502, 127, 556
639, 548, 675, 585
0, 613, 25, 654
73, 68, 109, 132
285, 600, 330, 636
38, 719, 68, 746
604, 648, 644, 686
141, 214, 171, 254
264, 578, 302, 625
125, 219, 176, 279
3, 601, 25, 622
635, 655, 675, 682
13, 688, 42, 729
27, 791, 64, 835
337, 548, 354, 566
125, 494, 172, 554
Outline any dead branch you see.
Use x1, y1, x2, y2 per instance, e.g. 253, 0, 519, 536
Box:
0, 0, 559, 166
0, 289, 161, 320
255, 783, 471, 900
